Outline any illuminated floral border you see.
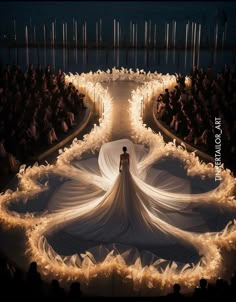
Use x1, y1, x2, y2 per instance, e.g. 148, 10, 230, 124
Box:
0, 68, 236, 294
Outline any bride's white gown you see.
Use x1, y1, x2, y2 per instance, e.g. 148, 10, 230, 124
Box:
47, 138, 222, 263
2, 81, 236, 292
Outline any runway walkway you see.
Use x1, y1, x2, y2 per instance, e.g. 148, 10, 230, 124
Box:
102, 81, 141, 141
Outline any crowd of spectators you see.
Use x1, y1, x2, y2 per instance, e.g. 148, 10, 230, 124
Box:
156, 65, 236, 171
1, 253, 236, 300
0, 63, 86, 177
1, 62, 236, 298
0, 255, 83, 299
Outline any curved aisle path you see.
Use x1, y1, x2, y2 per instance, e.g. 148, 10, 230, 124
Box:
0, 78, 236, 297
0, 81, 142, 272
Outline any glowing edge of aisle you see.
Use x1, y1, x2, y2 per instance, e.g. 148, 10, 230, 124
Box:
0, 68, 235, 293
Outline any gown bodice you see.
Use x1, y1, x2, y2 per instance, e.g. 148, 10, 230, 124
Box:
120, 157, 129, 171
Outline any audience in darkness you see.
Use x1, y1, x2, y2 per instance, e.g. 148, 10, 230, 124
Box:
156, 65, 236, 171
0, 63, 86, 176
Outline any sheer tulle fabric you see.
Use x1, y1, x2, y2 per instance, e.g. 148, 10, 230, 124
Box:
48, 139, 215, 254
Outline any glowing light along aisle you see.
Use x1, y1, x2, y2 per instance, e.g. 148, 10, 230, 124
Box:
0, 68, 236, 295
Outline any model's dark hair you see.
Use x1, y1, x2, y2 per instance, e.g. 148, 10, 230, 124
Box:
122, 146, 127, 152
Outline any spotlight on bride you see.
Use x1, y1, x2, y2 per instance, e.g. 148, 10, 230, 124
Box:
0, 69, 236, 296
